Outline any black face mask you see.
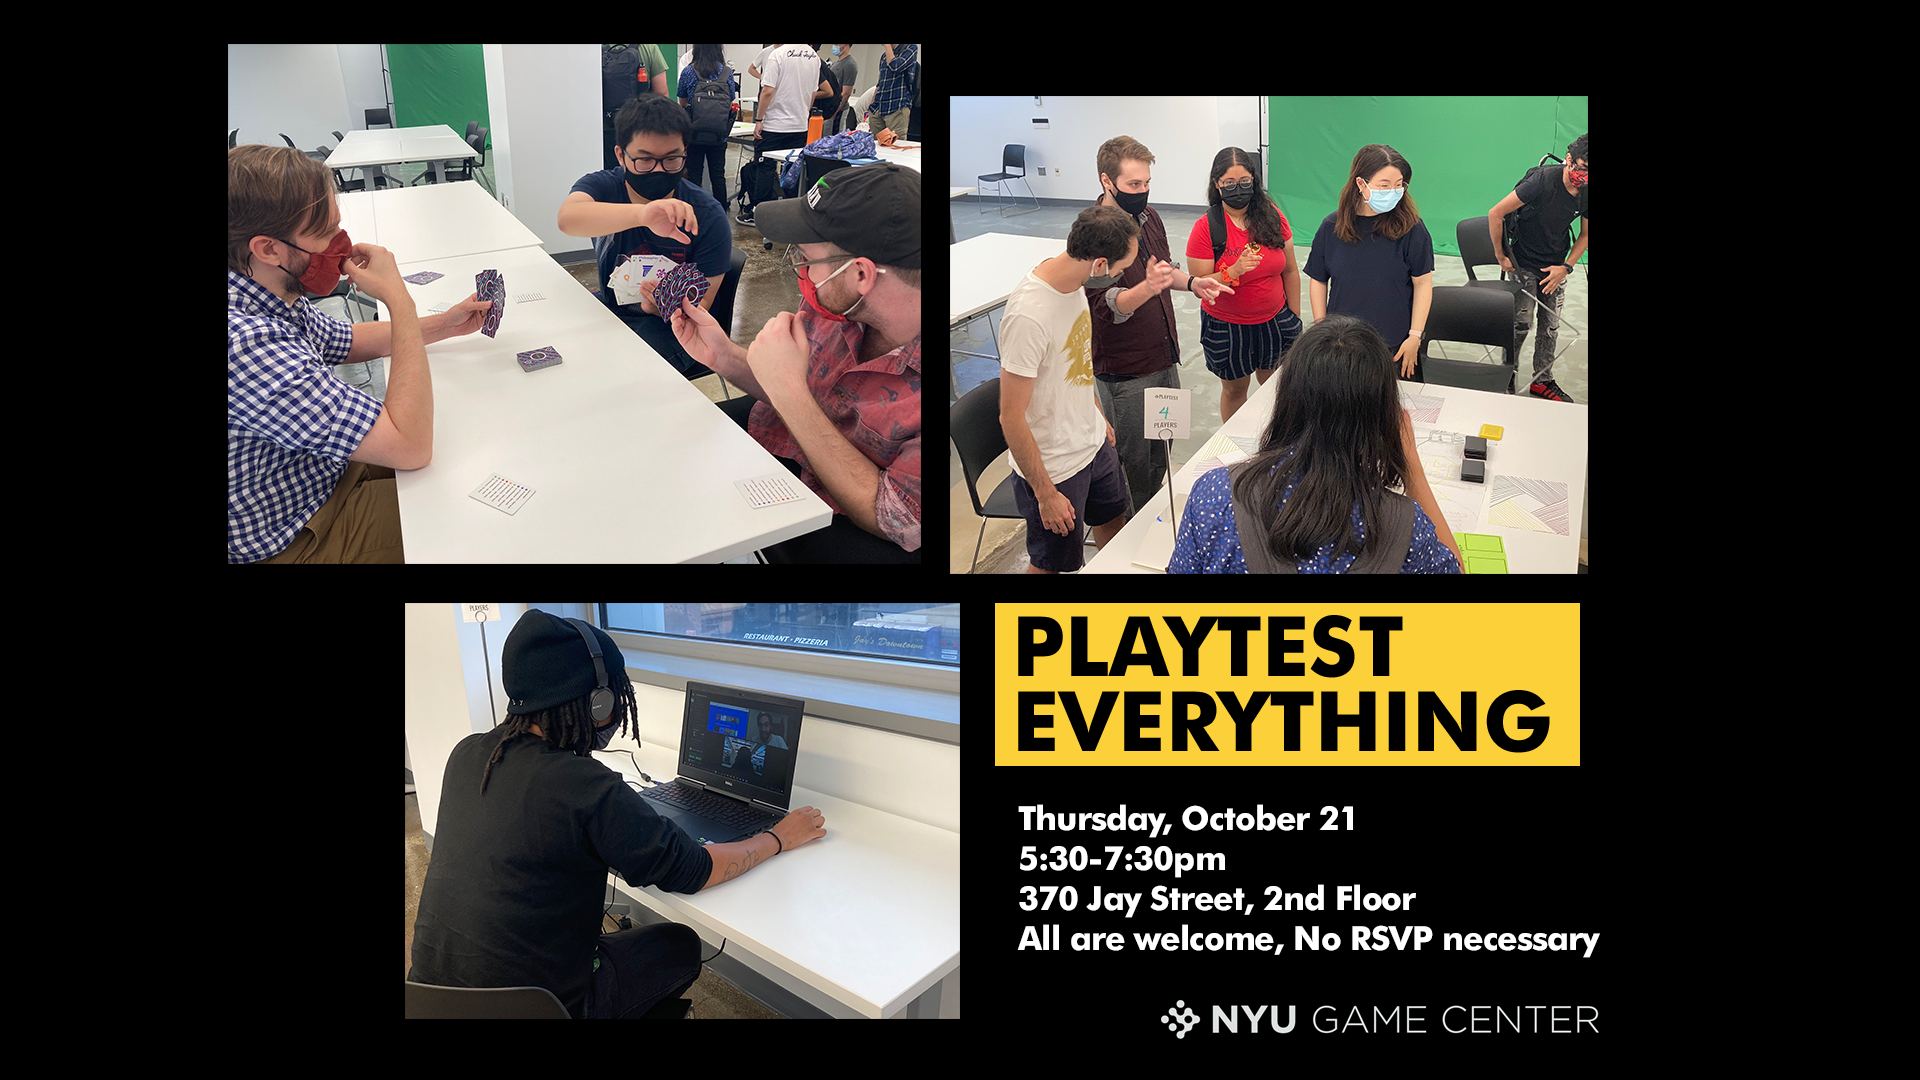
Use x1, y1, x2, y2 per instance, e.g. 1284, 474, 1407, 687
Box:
1107, 183, 1149, 216
623, 163, 680, 201
1220, 179, 1256, 210
592, 718, 617, 751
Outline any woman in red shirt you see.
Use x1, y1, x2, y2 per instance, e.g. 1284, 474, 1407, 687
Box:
1184, 147, 1303, 422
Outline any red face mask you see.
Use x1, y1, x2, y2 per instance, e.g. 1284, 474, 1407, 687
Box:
796, 255, 865, 323
276, 229, 353, 296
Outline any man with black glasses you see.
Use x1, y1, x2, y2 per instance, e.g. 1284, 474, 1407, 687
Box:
560, 95, 731, 379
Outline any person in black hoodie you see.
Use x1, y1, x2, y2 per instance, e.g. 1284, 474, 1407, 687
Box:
409, 611, 825, 1018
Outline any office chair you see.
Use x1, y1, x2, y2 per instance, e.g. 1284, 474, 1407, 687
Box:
405, 980, 695, 1019
404, 981, 571, 1019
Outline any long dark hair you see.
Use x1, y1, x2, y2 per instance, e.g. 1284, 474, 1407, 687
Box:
1229, 315, 1409, 565
481, 678, 639, 795
692, 43, 724, 81
1206, 146, 1289, 249
1334, 143, 1420, 244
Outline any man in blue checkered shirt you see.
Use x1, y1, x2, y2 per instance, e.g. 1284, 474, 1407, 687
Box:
866, 45, 918, 137
228, 145, 489, 563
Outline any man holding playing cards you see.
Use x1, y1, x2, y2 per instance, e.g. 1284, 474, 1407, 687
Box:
669, 165, 921, 563
560, 95, 730, 379
228, 144, 491, 564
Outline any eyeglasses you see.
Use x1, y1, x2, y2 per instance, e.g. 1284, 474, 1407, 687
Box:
784, 245, 853, 272
1218, 179, 1256, 195
783, 245, 890, 279
625, 153, 687, 173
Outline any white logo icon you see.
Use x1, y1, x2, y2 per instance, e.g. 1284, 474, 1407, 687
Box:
1161, 1000, 1200, 1038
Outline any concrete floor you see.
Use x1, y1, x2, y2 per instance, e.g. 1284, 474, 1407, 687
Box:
950, 197, 1589, 574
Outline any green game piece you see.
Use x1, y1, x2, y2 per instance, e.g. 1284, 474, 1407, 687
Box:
1455, 533, 1507, 574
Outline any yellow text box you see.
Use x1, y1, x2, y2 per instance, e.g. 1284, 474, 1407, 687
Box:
995, 604, 1578, 765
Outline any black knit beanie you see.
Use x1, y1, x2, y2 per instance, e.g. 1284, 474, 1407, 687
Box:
502, 611, 628, 714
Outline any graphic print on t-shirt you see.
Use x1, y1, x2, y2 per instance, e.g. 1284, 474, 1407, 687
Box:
1064, 310, 1094, 386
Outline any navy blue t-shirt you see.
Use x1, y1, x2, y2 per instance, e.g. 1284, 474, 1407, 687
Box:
1303, 213, 1436, 346
569, 169, 733, 318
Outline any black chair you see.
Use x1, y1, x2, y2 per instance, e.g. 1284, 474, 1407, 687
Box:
279, 132, 330, 163
976, 144, 1038, 217
1413, 286, 1519, 393
425, 126, 491, 192
1456, 215, 1522, 367
951, 377, 1024, 573
405, 980, 693, 1018
405, 981, 571, 1019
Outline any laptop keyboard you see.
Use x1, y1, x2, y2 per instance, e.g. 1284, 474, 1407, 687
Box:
642, 779, 779, 832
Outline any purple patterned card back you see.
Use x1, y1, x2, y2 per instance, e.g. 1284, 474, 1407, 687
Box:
476, 269, 505, 337
515, 345, 563, 373
655, 261, 710, 324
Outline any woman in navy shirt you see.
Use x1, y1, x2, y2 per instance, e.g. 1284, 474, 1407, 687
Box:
1303, 144, 1434, 378
1168, 316, 1461, 574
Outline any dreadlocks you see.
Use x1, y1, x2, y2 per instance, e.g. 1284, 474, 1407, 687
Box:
481, 677, 640, 794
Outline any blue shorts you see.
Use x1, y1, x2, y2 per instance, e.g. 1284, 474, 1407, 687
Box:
1200, 306, 1302, 381
1010, 441, 1131, 572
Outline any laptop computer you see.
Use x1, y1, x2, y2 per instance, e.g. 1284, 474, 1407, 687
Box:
638, 680, 805, 845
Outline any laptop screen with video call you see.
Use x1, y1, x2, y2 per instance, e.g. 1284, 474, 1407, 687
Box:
678, 681, 805, 810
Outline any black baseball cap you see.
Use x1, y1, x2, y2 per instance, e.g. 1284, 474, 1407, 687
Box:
752, 163, 921, 269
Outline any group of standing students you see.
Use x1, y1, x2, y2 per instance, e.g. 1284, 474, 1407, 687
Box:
996, 132, 1588, 574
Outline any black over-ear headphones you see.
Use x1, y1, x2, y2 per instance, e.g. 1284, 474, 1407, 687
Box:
563, 616, 616, 723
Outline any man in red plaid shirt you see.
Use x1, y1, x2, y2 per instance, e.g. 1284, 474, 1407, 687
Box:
671, 164, 921, 562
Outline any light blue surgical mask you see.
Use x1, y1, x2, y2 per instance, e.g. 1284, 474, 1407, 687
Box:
1363, 185, 1404, 213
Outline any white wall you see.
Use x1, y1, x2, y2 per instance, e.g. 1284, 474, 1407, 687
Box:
228, 44, 355, 152
954, 96, 1263, 207
485, 44, 602, 253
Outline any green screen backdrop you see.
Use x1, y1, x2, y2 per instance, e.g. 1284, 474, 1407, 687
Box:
1266, 96, 1587, 264
386, 44, 490, 141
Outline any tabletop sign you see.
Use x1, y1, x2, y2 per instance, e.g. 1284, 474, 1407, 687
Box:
461, 603, 502, 623
1144, 388, 1190, 441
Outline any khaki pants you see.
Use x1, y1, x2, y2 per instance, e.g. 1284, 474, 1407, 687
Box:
258, 462, 405, 563
868, 107, 911, 137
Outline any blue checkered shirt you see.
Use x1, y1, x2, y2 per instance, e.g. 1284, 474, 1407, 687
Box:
872, 44, 918, 117
227, 270, 381, 563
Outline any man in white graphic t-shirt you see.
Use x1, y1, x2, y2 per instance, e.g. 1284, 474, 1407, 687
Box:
998, 205, 1143, 573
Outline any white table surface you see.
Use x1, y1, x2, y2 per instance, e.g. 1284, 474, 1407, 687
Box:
1085, 366, 1589, 573
327, 124, 477, 170
337, 181, 542, 263
374, 246, 831, 562
607, 745, 958, 1019
949, 232, 1069, 325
